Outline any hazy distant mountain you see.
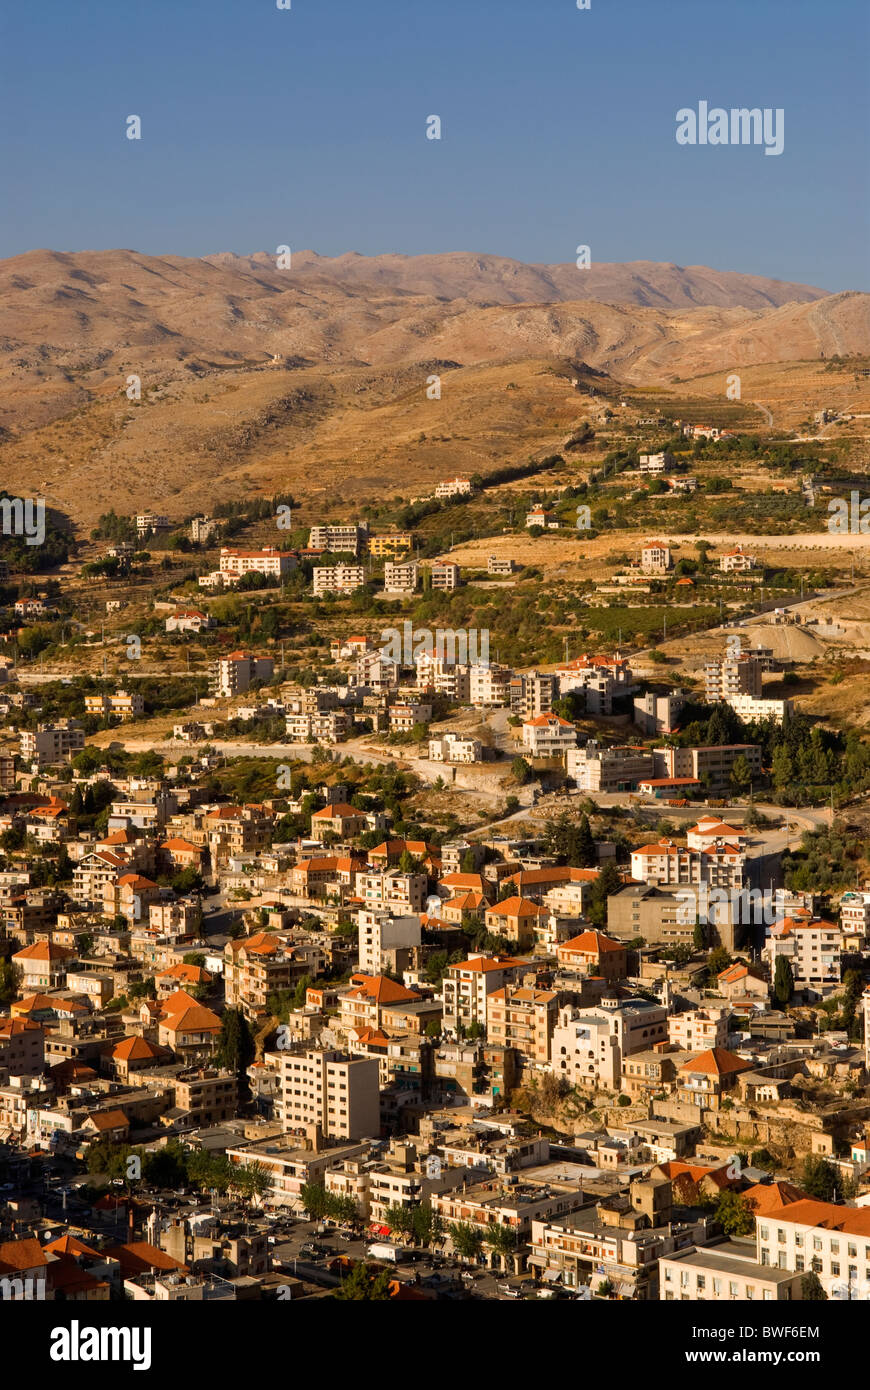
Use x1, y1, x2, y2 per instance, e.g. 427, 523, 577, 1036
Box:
202, 249, 829, 311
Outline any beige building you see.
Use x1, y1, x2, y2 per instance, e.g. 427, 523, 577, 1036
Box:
274, 1049, 380, 1141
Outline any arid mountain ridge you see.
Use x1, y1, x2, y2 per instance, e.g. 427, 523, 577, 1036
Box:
0, 248, 867, 527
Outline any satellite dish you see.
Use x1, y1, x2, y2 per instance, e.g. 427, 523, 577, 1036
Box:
426, 894, 442, 918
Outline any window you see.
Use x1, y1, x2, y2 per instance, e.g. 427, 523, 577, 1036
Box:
759, 1226, 769, 1241
795, 1256, 804, 1273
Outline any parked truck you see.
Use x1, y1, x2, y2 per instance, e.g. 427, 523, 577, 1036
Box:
367, 1242, 403, 1264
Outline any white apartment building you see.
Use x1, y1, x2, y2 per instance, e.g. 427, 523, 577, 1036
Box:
522, 714, 578, 758
705, 654, 763, 702
763, 917, 843, 993
428, 562, 460, 591
308, 523, 366, 555
355, 869, 428, 916
755, 1199, 870, 1299
312, 564, 366, 596
469, 663, 513, 707
435, 476, 472, 499
219, 546, 296, 581
415, 654, 470, 702
727, 695, 793, 725
136, 512, 170, 536
209, 652, 274, 698
274, 1049, 380, 1141
429, 733, 483, 764
630, 840, 746, 890
551, 1007, 621, 1089
668, 1009, 730, 1051
567, 741, 654, 792
383, 560, 419, 593
357, 908, 422, 975
839, 891, 870, 940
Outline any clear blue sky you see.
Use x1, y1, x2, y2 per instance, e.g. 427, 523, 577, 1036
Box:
1, 0, 867, 289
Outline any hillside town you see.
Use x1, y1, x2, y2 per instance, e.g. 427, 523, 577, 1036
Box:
1, 483, 870, 1309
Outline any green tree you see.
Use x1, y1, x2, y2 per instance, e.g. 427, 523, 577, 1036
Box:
299, 1182, 330, 1220
384, 1204, 415, 1239
0, 961, 22, 1007
714, 1190, 754, 1237
213, 1008, 255, 1100
334, 1263, 393, 1300
449, 1221, 484, 1263
800, 1271, 828, 1301
800, 1156, 843, 1202
774, 955, 794, 1006
511, 756, 531, 785
484, 1221, 518, 1262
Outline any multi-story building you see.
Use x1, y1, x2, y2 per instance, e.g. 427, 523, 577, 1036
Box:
726, 694, 793, 725
312, 564, 366, 596
556, 930, 628, 981
20, 721, 85, 768
652, 743, 763, 791
428, 733, 483, 763
441, 955, 529, 1033
308, 523, 367, 555
487, 555, 515, 575
568, 741, 654, 792
551, 997, 668, 1090
486, 985, 559, 1066
659, 1241, 802, 1302
633, 690, 685, 736
469, 662, 513, 707
762, 916, 843, 994
355, 869, 428, 916
274, 1049, 380, 1141
224, 931, 304, 1019
639, 451, 675, 474
630, 840, 746, 891
190, 515, 221, 544
719, 547, 756, 572
434, 476, 472, 499
84, 690, 145, 721
509, 670, 555, 718
668, 1009, 730, 1051
357, 909, 422, 976
136, 512, 170, 537
705, 653, 763, 702
839, 890, 870, 943
428, 562, 460, 591
368, 531, 413, 558
209, 652, 274, 698
172, 1069, 238, 1128
383, 560, 419, 593
218, 546, 296, 581
640, 540, 671, 573
522, 713, 577, 758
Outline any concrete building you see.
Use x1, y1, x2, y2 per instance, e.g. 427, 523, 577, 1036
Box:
274, 1049, 380, 1141
312, 564, 366, 596
20, 721, 85, 768
209, 652, 274, 698
567, 741, 654, 792
357, 908, 422, 976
